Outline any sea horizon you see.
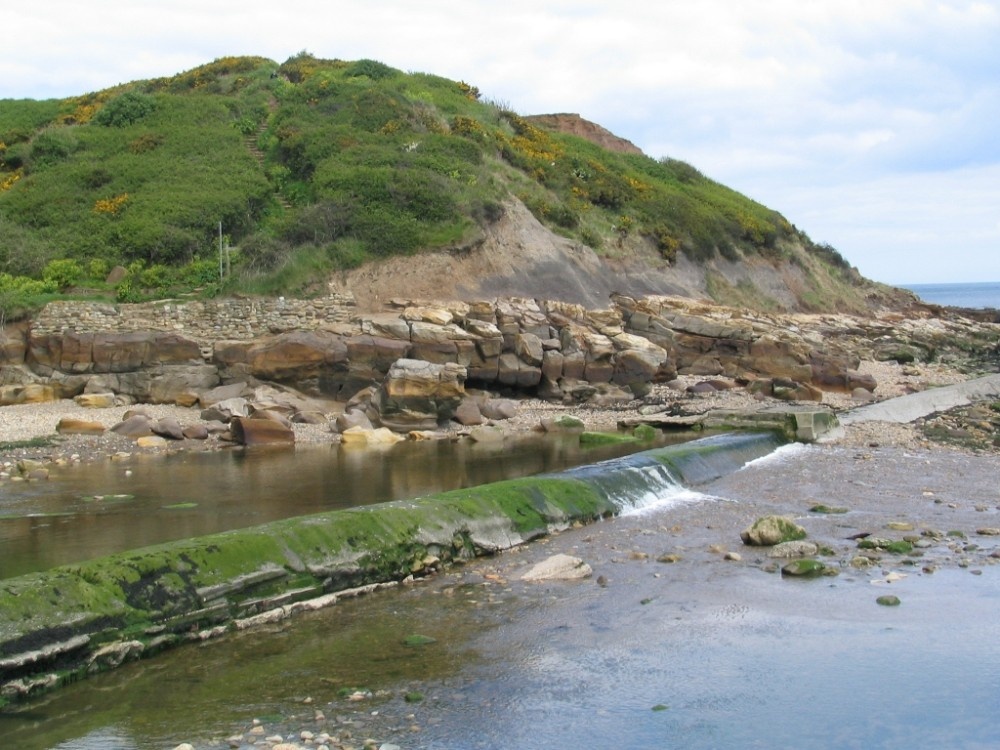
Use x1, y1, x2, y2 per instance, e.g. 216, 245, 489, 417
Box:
897, 280, 1000, 309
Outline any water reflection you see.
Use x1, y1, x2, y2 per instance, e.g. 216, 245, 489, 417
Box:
0, 432, 691, 578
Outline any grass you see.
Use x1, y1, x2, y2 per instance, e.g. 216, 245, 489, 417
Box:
0, 52, 858, 305
0, 436, 57, 451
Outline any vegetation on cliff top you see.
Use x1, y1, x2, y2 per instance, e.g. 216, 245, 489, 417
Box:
0, 53, 856, 310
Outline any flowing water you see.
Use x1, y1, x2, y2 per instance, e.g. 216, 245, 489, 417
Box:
3, 434, 1000, 749
0, 431, 701, 579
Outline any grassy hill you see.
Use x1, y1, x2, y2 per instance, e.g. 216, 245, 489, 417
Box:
0, 52, 881, 314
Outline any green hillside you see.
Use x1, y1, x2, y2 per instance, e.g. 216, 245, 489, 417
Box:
0, 53, 856, 309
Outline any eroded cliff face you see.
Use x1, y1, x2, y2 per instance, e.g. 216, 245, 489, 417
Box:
327, 198, 914, 315
524, 113, 645, 155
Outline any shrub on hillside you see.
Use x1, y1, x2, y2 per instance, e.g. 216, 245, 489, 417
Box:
345, 59, 400, 81
42, 259, 83, 290
29, 128, 77, 167
95, 92, 157, 128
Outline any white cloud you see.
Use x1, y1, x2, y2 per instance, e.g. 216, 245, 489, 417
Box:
1, 0, 997, 284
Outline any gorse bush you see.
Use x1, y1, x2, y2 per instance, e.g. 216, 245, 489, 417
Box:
94, 91, 157, 127
0, 52, 840, 301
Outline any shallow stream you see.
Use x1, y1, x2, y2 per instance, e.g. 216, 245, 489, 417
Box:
3, 437, 1000, 749
0, 432, 693, 578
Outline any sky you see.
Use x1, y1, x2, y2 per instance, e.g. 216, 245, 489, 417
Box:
3, 0, 998, 285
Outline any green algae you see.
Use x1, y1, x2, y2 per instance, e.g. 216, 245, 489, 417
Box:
0, 469, 615, 704
781, 559, 830, 578
0, 431, 782, 705
580, 431, 638, 446
809, 504, 849, 514
632, 424, 658, 442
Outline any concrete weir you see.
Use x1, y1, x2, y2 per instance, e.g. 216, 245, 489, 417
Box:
0, 431, 787, 706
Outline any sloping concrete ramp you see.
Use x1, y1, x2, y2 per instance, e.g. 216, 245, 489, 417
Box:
838, 373, 1000, 426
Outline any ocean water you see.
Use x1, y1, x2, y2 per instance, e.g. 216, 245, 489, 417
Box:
901, 281, 1000, 309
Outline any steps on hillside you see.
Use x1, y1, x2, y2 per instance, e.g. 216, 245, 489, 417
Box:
244, 122, 293, 211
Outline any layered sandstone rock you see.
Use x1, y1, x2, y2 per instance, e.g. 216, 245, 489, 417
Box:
374, 359, 467, 431
2, 292, 997, 419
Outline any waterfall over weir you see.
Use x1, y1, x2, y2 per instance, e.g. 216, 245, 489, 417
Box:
0, 430, 789, 706
559, 432, 788, 514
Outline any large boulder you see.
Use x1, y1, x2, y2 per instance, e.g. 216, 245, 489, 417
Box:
28, 331, 202, 375
200, 397, 250, 422
229, 416, 294, 446
213, 331, 348, 394
0, 323, 27, 364
56, 418, 106, 435
375, 359, 467, 432
73, 392, 116, 408
340, 425, 405, 446
0, 383, 58, 405
110, 414, 154, 438
342, 335, 411, 398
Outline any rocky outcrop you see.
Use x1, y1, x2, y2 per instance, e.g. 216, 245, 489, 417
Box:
2, 291, 998, 416
374, 359, 467, 431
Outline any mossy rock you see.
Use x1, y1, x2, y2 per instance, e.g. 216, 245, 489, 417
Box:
780, 559, 832, 578
741, 515, 807, 546
857, 537, 912, 554
548, 415, 585, 433
876, 595, 901, 607
809, 504, 848, 514
633, 424, 658, 442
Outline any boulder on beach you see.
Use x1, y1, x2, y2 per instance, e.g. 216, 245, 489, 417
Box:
375, 358, 467, 432
0, 383, 58, 405
229, 416, 294, 446
73, 392, 116, 408
340, 425, 404, 446
152, 417, 186, 440
56, 418, 106, 435
200, 397, 250, 422
741, 515, 807, 546
110, 414, 154, 438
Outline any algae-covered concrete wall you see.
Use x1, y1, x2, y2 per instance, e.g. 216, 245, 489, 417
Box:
0, 475, 612, 705
0, 431, 785, 706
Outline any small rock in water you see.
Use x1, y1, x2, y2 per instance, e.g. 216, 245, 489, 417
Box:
780, 559, 831, 578
876, 595, 902, 606
521, 553, 592, 581
741, 515, 807, 546
767, 541, 819, 558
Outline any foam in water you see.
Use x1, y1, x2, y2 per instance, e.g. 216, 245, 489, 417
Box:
559, 432, 787, 517
738, 442, 809, 471
619, 487, 722, 517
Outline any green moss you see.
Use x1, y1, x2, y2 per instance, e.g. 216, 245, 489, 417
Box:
632, 424, 658, 442
580, 431, 638, 446
402, 634, 436, 646
885, 540, 913, 554
780, 559, 830, 578
856, 538, 912, 554
0, 436, 57, 451
809, 504, 849, 514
